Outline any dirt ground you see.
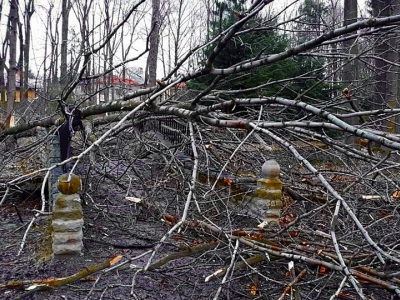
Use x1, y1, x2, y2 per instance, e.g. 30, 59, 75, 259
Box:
0, 187, 257, 300
0, 185, 396, 300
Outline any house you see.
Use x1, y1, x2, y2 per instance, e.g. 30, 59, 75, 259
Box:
75, 70, 145, 104
98, 75, 143, 101
0, 72, 42, 127
0, 86, 37, 104
0, 72, 42, 105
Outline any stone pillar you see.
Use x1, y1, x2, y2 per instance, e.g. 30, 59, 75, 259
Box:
254, 160, 283, 226
52, 173, 83, 256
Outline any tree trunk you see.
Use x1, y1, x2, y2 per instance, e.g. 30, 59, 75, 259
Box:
371, 0, 390, 108
17, 18, 23, 76
103, 49, 109, 102
6, 0, 18, 128
387, 1, 400, 133
146, 0, 161, 86
103, 0, 111, 103
0, 57, 5, 87
174, 0, 183, 76
342, 0, 358, 144
0, 1, 8, 119
92, 10, 97, 105
22, 0, 35, 105
370, 0, 400, 134
60, 0, 70, 86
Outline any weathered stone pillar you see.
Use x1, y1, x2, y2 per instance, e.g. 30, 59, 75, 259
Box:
52, 173, 83, 256
254, 160, 283, 226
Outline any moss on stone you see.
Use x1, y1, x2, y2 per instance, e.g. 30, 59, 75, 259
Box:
57, 173, 81, 195
55, 194, 68, 209
53, 210, 83, 221
53, 195, 83, 223
254, 188, 282, 200
257, 178, 283, 190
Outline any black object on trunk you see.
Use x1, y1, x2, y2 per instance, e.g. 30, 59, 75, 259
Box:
58, 108, 84, 173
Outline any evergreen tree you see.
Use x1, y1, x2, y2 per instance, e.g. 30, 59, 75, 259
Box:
190, 0, 332, 101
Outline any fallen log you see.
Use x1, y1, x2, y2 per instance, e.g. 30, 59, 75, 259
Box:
2, 255, 122, 298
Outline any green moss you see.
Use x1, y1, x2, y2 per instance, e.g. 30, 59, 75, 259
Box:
254, 189, 282, 201
35, 218, 53, 262
55, 195, 68, 208
53, 210, 83, 221
53, 210, 83, 220
57, 173, 81, 195
53, 196, 83, 220
257, 178, 282, 190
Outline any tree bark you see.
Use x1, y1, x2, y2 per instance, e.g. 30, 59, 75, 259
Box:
371, 0, 400, 133
343, 0, 358, 143
60, 0, 70, 86
146, 0, 161, 86
0, 2, 8, 88
17, 17, 23, 77
22, 0, 35, 104
6, 0, 18, 128
387, 1, 400, 133
371, 0, 390, 107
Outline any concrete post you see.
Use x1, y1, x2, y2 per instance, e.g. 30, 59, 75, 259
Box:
52, 173, 83, 256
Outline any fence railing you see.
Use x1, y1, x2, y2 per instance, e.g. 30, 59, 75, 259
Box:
141, 115, 194, 157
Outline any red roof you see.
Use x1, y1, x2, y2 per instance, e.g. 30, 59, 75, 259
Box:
99, 76, 140, 86
176, 82, 186, 89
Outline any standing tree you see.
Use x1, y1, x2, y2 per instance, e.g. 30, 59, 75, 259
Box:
0, 0, 8, 103
342, 0, 358, 142
21, 0, 35, 103
5, 0, 18, 127
369, 0, 400, 133
60, 0, 71, 86
145, 0, 161, 86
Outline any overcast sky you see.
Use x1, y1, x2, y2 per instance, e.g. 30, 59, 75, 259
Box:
2, 0, 368, 79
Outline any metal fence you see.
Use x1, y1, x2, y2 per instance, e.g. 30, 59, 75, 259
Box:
141, 115, 194, 157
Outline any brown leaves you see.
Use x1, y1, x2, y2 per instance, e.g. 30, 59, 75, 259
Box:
223, 178, 233, 186
330, 174, 345, 182
109, 255, 122, 266
391, 190, 400, 202
250, 283, 257, 296
342, 87, 351, 99
377, 209, 392, 220
173, 233, 183, 241
318, 266, 329, 276
354, 138, 369, 148
337, 292, 357, 300
163, 214, 179, 224
324, 163, 335, 170
93, 226, 104, 232
301, 177, 321, 187
280, 213, 296, 226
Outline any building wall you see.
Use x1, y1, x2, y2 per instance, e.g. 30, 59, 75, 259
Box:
0, 86, 36, 107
